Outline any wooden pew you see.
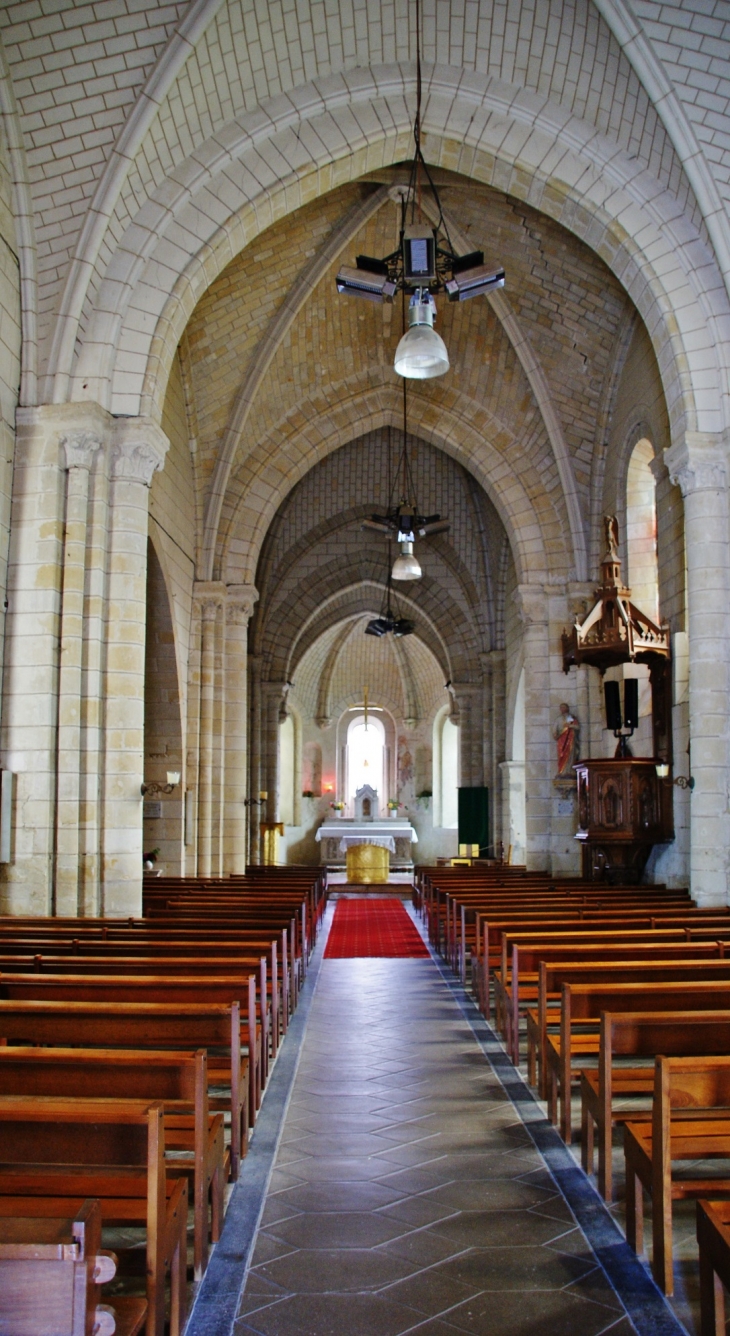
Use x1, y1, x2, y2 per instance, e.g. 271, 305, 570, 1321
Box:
503, 938, 730, 1074
515, 939, 728, 1088
0, 1198, 147, 1336
0, 1000, 248, 1179
0, 972, 261, 1125
0, 952, 274, 1078
579, 1011, 730, 1201
550, 980, 730, 1147
624, 1056, 730, 1295
697, 1199, 730, 1336
0, 1097, 187, 1336
0, 1046, 224, 1280
531, 956, 730, 1104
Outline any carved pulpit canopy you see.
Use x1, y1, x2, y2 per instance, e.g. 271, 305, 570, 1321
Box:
354, 785, 378, 821
562, 516, 670, 673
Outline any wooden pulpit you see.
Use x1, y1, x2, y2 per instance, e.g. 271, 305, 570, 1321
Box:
575, 758, 673, 882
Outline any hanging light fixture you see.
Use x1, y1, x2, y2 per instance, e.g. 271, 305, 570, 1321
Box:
394, 290, 450, 380
361, 380, 450, 582
364, 553, 416, 638
335, 0, 504, 378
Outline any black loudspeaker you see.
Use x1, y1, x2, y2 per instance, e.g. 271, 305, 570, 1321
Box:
604, 680, 622, 731
623, 677, 639, 730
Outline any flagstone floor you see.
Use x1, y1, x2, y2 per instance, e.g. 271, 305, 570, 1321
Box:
233, 954, 639, 1336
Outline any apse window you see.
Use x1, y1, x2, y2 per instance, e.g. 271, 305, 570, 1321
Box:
347, 715, 385, 807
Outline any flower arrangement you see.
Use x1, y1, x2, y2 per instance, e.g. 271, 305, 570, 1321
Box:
143, 847, 160, 864
387, 800, 401, 811
330, 801, 345, 811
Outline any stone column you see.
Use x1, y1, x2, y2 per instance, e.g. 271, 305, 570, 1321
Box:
193, 582, 225, 878
101, 418, 168, 917
248, 653, 262, 864
499, 760, 526, 864
488, 650, 506, 856
263, 681, 287, 823
453, 683, 483, 790
515, 584, 551, 871
667, 433, 730, 904
55, 430, 103, 915
0, 403, 108, 916
223, 585, 258, 874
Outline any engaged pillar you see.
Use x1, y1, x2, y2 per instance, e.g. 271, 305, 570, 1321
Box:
668, 434, 730, 905
102, 419, 168, 917
224, 585, 258, 874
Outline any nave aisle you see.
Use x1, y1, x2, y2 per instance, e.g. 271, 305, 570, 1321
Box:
189, 906, 684, 1336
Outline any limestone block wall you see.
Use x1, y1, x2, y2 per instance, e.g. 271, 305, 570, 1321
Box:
0, 119, 20, 746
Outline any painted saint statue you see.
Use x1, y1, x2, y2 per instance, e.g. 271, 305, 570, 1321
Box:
554, 702, 580, 777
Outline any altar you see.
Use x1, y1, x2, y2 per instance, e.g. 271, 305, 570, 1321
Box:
315, 819, 418, 881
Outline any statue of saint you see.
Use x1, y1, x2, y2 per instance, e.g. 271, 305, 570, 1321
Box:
554, 702, 580, 778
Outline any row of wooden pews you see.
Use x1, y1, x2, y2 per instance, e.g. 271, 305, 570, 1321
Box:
0, 867, 326, 1336
416, 861, 730, 1329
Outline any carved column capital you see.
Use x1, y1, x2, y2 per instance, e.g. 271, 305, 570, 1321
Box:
112, 418, 169, 486
226, 584, 259, 626
194, 580, 226, 621
665, 433, 728, 496
60, 430, 103, 471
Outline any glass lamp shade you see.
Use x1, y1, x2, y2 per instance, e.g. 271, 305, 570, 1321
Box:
394, 323, 449, 379
392, 546, 422, 580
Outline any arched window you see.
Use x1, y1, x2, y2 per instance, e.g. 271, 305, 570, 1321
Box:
346, 715, 385, 806
626, 437, 659, 623
278, 714, 295, 826
432, 706, 459, 828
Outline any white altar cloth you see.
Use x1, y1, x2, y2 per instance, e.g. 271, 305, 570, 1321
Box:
316, 820, 417, 847
337, 834, 395, 854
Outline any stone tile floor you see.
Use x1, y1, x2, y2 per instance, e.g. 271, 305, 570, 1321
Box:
234, 956, 637, 1336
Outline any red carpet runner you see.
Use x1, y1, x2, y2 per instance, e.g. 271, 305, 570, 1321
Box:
325, 898, 430, 958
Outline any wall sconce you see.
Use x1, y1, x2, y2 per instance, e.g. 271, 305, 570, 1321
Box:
141, 770, 180, 796
243, 791, 268, 808
655, 763, 694, 790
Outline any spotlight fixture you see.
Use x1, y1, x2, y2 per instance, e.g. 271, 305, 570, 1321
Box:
141, 770, 180, 796
445, 261, 506, 303
334, 0, 504, 378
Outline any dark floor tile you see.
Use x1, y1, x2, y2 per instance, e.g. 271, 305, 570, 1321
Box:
280, 1181, 409, 1213
288, 1155, 400, 1183
431, 1244, 596, 1292
251, 1244, 418, 1292
259, 1196, 303, 1227
248, 1230, 299, 1266
427, 1179, 557, 1212
235, 1292, 422, 1336
379, 1264, 482, 1317
378, 1228, 467, 1268
267, 1210, 408, 1249
437, 1288, 632, 1336
430, 1209, 579, 1249
378, 1196, 461, 1228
